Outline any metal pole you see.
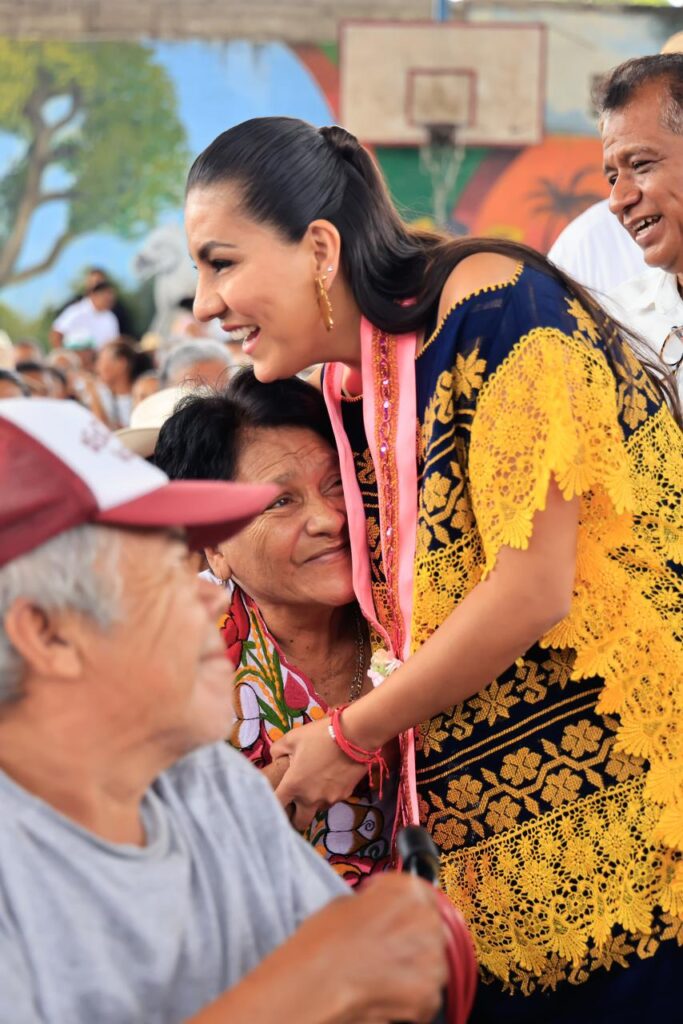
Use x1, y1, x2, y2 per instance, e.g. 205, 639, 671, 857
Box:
433, 0, 449, 22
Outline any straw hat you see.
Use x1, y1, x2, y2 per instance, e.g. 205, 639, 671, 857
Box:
661, 32, 683, 56
139, 331, 162, 353
116, 386, 186, 458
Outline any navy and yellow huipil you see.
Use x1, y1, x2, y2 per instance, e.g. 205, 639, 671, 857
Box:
338, 263, 682, 1012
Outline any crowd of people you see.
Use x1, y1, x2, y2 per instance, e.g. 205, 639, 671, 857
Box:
0, 52, 681, 1024
0, 268, 247, 432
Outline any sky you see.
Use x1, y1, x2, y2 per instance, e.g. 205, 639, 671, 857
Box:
0, 40, 332, 316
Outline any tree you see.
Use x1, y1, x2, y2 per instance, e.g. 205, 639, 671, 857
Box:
0, 41, 188, 287
527, 168, 605, 253
0, 301, 39, 342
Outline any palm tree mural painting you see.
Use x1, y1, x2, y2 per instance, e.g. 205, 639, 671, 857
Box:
527, 167, 604, 252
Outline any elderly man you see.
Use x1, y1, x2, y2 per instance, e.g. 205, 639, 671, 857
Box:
597, 54, 683, 387
0, 400, 448, 1023
161, 339, 234, 389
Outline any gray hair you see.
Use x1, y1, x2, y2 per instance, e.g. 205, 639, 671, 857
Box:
160, 340, 232, 386
594, 54, 683, 134
0, 525, 121, 703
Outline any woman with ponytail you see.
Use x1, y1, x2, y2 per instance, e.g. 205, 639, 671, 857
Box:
184, 115, 682, 1022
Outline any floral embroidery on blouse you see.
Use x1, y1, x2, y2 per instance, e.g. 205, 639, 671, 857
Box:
338, 263, 683, 990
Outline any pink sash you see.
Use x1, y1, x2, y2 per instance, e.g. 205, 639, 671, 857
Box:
323, 317, 420, 827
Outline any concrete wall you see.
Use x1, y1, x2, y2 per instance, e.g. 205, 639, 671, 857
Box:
0, 0, 432, 44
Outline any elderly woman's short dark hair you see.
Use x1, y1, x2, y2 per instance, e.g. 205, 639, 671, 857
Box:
154, 368, 335, 481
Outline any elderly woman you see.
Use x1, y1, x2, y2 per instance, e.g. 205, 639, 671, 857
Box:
154, 368, 397, 885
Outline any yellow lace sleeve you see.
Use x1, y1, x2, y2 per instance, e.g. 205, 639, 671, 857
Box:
469, 325, 683, 858
470, 325, 632, 574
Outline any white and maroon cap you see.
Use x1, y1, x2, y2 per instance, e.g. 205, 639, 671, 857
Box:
0, 399, 276, 568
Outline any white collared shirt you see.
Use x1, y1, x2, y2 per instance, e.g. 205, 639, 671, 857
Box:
52, 297, 120, 350
548, 199, 646, 294
606, 267, 683, 401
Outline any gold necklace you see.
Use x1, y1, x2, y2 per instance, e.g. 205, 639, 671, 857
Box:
348, 608, 368, 702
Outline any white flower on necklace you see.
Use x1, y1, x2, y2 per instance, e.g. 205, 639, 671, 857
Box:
367, 648, 403, 688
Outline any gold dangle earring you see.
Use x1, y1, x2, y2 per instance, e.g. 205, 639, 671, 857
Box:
315, 265, 335, 332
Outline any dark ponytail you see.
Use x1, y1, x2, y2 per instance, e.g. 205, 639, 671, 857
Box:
187, 117, 680, 424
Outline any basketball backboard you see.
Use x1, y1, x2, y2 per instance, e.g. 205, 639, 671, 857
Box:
340, 20, 546, 147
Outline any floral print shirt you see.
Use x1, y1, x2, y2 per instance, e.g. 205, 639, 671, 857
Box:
220, 583, 396, 886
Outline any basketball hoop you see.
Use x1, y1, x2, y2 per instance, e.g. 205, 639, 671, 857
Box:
419, 122, 465, 230
408, 71, 472, 230
340, 22, 544, 153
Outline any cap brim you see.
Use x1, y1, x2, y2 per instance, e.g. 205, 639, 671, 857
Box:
115, 426, 160, 459
96, 479, 276, 548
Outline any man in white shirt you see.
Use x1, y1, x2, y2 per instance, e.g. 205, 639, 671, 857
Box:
607, 266, 683, 375
597, 54, 683, 391
50, 279, 120, 350
548, 198, 645, 295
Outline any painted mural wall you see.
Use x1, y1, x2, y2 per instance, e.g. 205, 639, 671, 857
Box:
0, 40, 333, 340
0, 6, 677, 341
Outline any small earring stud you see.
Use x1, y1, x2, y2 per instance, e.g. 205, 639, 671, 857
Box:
326, 265, 334, 273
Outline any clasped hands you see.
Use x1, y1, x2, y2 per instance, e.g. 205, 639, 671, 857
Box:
271, 716, 372, 830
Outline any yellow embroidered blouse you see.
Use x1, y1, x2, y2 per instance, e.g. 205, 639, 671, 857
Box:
341, 262, 682, 996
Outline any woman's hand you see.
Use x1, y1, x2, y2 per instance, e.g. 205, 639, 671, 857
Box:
260, 755, 290, 791
275, 481, 579, 833
271, 718, 368, 830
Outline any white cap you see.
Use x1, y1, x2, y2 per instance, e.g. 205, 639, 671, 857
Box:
0, 399, 276, 567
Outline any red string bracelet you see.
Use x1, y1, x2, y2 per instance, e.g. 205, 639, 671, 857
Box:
328, 704, 389, 800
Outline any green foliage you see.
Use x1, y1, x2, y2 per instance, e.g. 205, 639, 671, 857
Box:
0, 159, 30, 237
62, 44, 188, 237
318, 42, 339, 66
0, 40, 188, 283
0, 302, 40, 344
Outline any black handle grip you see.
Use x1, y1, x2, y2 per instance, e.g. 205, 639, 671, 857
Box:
395, 826, 448, 1024
397, 824, 441, 884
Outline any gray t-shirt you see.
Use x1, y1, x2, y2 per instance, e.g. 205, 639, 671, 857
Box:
0, 743, 348, 1023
